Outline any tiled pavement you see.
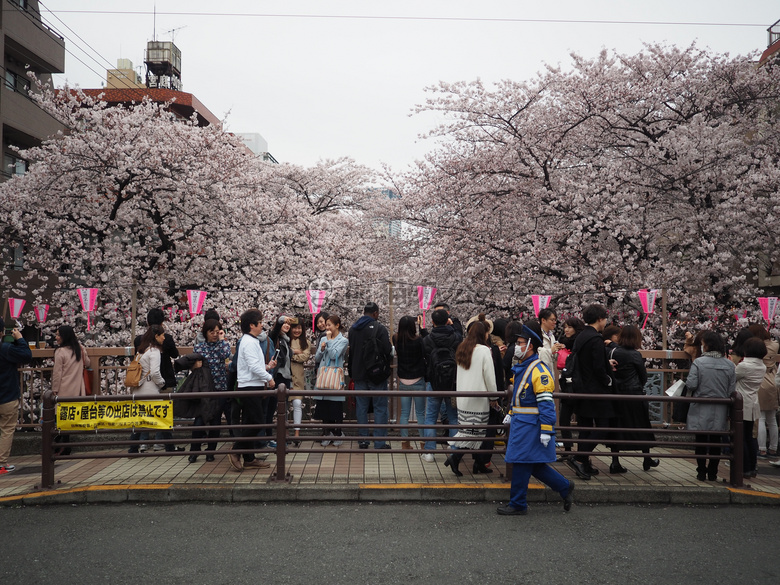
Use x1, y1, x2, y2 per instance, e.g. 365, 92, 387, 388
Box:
2, 441, 780, 505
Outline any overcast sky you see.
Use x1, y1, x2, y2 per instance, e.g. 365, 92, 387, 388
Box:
40, 1, 779, 171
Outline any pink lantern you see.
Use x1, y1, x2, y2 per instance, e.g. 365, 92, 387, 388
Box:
637, 289, 659, 330
77, 288, 99, 330
531, 295, 551, 318
7, 298, 25, 320
306, 290, 327, 333
417, 286, 437, 328
758, 297, 778, 325
33, 305, 49, 324
186, 289, 207, 316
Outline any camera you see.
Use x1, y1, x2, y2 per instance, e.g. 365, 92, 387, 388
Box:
2, 320, 21, 344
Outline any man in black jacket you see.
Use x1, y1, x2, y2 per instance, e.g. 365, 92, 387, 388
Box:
567, 304, 616, 480
348, 302, 393, 449
419, 302, 464, 338
420, 308, 462, 462
0, 318, 32, 474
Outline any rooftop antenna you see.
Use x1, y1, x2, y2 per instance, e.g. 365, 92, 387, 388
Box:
163, 25, 187, 42
153, 3, 156, 41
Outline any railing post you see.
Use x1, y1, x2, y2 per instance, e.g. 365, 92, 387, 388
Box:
729, 391, 744, 488
41, 389, 56, 489
273, 383, 289, 482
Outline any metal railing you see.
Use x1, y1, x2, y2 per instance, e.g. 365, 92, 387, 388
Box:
39, 384, 745, 489
16, 347, 695, 429
555, 391, 744, 487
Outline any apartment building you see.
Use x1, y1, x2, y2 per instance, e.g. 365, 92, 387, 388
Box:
1, 0, 66, 181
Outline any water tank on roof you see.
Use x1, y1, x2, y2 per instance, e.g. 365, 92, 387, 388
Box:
144, 40, 182, 91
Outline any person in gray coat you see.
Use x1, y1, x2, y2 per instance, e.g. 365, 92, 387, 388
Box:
685, 331, 736, 482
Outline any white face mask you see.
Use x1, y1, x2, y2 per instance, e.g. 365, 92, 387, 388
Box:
514, 342, 529, 361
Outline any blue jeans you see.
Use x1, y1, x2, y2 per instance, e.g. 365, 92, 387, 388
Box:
509, 462, 570, 511
399, 380, 426, 438
354, 380, 389, 448
424, 382, 459, 451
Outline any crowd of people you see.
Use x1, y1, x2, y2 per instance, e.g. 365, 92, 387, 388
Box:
1, 299, 778, 514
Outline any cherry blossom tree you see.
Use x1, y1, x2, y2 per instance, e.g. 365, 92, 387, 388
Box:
0, 85, 392, 343
386, 44, 780, 327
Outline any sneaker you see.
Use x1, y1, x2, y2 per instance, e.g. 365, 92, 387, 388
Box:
0, 464, 15, 474
267, 441, 277, 449
152, 444, 165, 451
770, 459, 780, 468
332, 439, 343, 447
421, 453, 435, 462
321, 432, 334, 447
139, 444, 148, 453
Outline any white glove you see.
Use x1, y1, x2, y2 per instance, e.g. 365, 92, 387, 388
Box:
540, 434, 551, 448
502, 414, 512, 425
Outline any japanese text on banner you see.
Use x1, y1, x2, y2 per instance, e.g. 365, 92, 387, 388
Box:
56, 400, 173, 431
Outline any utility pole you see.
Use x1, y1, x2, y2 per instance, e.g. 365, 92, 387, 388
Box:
661, 288, 668, 350
388, 279, 395, 341
130, 281, 138, 345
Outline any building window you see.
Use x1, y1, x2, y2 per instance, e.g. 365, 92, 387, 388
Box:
3, 154, 27, 178
4, 70, 30, 94
13, 246, 24, 271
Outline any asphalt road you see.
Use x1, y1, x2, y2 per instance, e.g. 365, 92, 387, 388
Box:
3, 502, 778, 584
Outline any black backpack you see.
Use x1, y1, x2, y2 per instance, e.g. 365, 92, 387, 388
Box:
561, 351, 583, 394
427, 339, 457, 392
362, 324, 391, 384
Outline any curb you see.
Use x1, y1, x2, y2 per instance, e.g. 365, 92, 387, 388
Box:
3, 481, 780, 507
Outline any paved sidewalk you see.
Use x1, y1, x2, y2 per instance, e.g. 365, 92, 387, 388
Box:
2, 441, 780, 506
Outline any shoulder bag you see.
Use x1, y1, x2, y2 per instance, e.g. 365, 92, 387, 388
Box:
315, 349, 345, 390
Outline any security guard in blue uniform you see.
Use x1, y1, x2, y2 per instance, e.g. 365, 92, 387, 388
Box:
497, 320, 574, 515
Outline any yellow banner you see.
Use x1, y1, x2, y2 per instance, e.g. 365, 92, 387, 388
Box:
56, 400, 173, 431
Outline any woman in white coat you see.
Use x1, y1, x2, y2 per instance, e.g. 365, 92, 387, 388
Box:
748, 324, 779, 458
735, 337, 766, 478
128, 325, 167, 453
445, 321, 496, 476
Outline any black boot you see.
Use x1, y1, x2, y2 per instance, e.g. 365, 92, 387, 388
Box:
445, 453, 464, 476
473, 461, 493, 474
609, 460, 628, 474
